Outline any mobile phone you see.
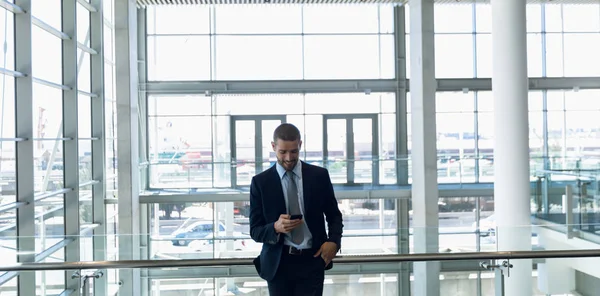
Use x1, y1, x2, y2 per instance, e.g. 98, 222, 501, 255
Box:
290, 214, 303, 220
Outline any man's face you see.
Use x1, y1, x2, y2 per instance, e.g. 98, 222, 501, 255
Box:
272, 139, 302, 171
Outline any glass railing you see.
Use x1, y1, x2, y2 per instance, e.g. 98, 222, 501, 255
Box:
533, 168, 600, 237
1, 249, 599, 296
144, 155, 600, 189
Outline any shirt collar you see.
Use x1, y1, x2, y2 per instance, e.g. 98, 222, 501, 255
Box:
275, 160, 302, 180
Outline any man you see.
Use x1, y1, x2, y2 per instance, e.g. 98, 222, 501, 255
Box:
249, 123, 344, 296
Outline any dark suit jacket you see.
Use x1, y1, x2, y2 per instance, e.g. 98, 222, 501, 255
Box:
249, 161, 344, 281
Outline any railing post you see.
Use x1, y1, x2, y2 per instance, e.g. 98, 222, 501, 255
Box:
565, 185, 573, 239
494, 268, 504, 296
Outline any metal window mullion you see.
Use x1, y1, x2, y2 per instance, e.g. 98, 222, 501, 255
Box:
371, 114, 380, 185
62, 0, 80, 292
14, 0, 36, 295
255, 119, 262, 174
347, 118, 354, 184
394, 5, 409, 187
230, 117, 237, 188
90, 0, 107, 294
0, 67, 25, 77
32, 16, 70, 40
474, 91, 480, 183
0, 0, 24, 13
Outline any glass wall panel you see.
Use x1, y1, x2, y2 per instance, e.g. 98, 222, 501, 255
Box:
147, 36, 211, 81
304, 35, 391, 79
77, 2, 90, 44
32, 27, 62, 84
435, 4, 472, 33
33, 0, 62, 30
215, 36, 303, 80
214, 6, 302, 34
302, 5, 381, 34
435, 34, 473, 78
0, 11, 15, 71
146, 6, 210, 34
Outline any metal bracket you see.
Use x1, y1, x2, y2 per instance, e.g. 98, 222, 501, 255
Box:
72, 271, 104, 296
480, 260, 513, 296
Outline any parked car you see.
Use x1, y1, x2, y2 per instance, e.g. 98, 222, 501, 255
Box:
171, 220, 226, 246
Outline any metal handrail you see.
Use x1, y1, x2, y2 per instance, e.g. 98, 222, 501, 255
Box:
2, 249, 600, 272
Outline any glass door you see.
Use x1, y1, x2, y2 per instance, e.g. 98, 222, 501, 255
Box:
323, 114, 379, 185
230, 115, 286, 187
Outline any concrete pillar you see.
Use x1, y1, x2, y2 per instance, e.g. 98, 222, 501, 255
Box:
491, 0, 533, 295
409, 0, 440, 295
115, 0, 141, 294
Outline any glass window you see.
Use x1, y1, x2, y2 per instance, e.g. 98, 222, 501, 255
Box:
563, 33, 600, 77
527, 33, 543, 77
475, 5, 542, 33
103, 24, 113, 63
78, 96, 91, 139
148, 116, 213, 157
303, 5, 380, 34
529, 91, 543, 111
435, 34, 473, 78
544, 5, 564, 33
437, 92, 474, 113
305, 93, 390, 115
476, 33, 542, 78
33, 83, 63, 140
148, 95, 212, 116
147, 36, 211, 81
33, 0, 62, 30
215, 94, 304, 116
0, 11, 15, 71
304, 35, 391, 79
565, 90, 600, 111
0, 76, 15, 138
215, 36, 303, 80
437, 113, 475, 151
477, 91, 543, 112
435, 4, 473, 33
146, 6, 210, 35
32, 27, 62, 84
562, 5, 600, 32
477, 91, 493, 112
526, 5, 542, 33
545, 33, 564, 77
79, 139, 92, 183
529, 111, 544, 156
215, 6, 302, 34
77, 3, 90, 44
547, 111, 564, 156
379, 5, 395, 34
78, 50, 91, 93
547, 91, 565, 111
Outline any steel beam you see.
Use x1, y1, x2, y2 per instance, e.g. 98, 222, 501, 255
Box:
115, 0, 141, 295
62, 0, 81, 293
14, 0, 35, 294
89, 0, 108, 290
143, 77, 600, 95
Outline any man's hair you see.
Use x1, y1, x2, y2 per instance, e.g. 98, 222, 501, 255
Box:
273, 123, 301, 143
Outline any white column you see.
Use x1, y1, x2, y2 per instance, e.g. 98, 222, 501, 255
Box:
491, 1, 532, 295
409, 0, 440, 295
115, 0, 141, 295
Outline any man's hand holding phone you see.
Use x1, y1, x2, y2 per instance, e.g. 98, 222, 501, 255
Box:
274, 214, 303, 234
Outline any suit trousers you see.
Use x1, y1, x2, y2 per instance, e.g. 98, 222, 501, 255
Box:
267, 247, 326, 296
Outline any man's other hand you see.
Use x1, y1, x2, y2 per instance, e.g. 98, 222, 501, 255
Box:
274, 214, 303, 234
314, 242, 338, 266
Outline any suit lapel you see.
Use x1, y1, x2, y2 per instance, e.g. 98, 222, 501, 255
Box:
269, 166, 287, 214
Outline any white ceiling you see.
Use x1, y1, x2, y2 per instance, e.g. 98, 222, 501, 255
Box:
136, 0, 600, 6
